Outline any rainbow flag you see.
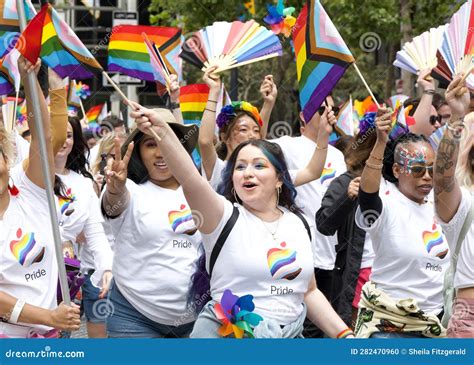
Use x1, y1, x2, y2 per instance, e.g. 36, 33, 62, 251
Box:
354, 96, 377, 119
0, 47, 19, 94
388, 94, 409, 109
180, 84, 209, 125
17, 4, 103, 79
108, 25, 182, 82
86, 104, 104, 124
0, 0, 36, 57
180, 83, 231, 126
293, 0, 355, 123
16, 98, 26, 124
335, 98, 354, 136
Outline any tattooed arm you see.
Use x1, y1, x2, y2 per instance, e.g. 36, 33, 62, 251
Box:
434, 75, 470, 223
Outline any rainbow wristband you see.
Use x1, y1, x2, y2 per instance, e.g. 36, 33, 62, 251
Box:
336, 328, 354, 339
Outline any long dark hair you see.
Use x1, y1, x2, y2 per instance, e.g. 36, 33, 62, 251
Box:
54, 118, 93, 198
217, 111, 261, 160
382, 132, 430, 183
345, 130, 377, 175
217, 140, 300, 213
66, 117, 94, 181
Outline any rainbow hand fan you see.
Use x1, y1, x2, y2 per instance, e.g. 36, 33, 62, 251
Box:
393, 26, 446, 75
180, 20, 282, 72
435, 0, 474, 88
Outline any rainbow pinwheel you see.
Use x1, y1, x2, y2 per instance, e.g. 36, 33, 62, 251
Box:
263, 0, 296, 38
214, 289, 263, 338
75, 81, 91, 99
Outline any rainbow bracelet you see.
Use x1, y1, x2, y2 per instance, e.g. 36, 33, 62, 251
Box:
336, 328, 354, 339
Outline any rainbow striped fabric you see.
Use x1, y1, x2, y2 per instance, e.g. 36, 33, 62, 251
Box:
108, 25, 182, 82
17, 4, 103, 79
180, 84, 209, 125
335, 98, 354, 136
0, 0, 36, 57
293, 0, 355, 123
0, 47, 19, 95
86, 104, 104, 124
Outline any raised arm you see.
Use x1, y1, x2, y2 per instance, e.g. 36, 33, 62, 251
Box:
21, 69, 67, 172
259, 75, 277, 138
293, 106, 335, 186
199, 66, 222, 180
101, 139, 134, 218
19, 57, 53, 188
434, 74, 470, 223
130, 102, 224, 234
411, 69, 438, 137
48, 69, 68, 156
168, 74, 184, 124
359, 107, 391, 194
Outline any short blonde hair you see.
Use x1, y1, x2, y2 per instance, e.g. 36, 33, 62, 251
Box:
91, 134, 116, 176
455, 119, 473, 191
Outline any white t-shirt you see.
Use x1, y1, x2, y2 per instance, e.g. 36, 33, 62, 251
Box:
0, 166, 58, 332
14, 132, 30, 166
355, 185, 450, 314
57, 171, 112, 286
360, 235, 375, 269
105, 180, 202, 325
201, 196, 314, 325
273, 135, 347, 269
204, 157, 227, 191
88, 143, 100, 167
438, 188, 474, 289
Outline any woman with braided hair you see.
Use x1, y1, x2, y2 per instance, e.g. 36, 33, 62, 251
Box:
354, 102, 451, 338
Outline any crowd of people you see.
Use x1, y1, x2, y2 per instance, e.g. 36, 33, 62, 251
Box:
0, 56, 472, 339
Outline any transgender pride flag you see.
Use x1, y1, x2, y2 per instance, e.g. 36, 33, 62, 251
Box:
293, 0, 355, 123
335, 98, 354, 136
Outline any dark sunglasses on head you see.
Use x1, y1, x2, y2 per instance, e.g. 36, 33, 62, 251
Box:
317, 105, 340, 116
429, 115, 441, 126
410, 165, 434, 178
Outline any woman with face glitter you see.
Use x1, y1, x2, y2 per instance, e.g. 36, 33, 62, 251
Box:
352, 97, 453, 338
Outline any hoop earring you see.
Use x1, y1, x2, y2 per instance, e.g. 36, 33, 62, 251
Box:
8, 176, 19, 196
276, 186, 281, 206
231, 187, 240, 203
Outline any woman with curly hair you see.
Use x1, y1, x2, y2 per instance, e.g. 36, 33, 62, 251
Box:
128, 102, 354, 339
198, 66, 336, 193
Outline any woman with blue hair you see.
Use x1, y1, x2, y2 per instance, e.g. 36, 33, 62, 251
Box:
127, 101, 353, 339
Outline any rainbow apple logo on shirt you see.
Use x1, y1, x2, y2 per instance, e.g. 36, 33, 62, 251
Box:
267, 242, 302, 280
422, 224, 448, 259
168, 204, 194, 232
320, 163, 336, 185
58, 188, 76, 215
10, 228, 45, 267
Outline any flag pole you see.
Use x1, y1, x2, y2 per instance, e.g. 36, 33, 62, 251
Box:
11, 89, 20, 132
352, 62, 380, 107
102, 71, 163, 142
17, 0, 71, 305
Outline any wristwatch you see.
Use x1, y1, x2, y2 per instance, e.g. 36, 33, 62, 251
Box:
169, 102, 180, 110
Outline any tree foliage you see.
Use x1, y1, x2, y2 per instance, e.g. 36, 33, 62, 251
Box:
149, 0, 462, 129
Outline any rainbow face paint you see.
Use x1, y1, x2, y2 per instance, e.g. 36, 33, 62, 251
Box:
395, 145, 428, 175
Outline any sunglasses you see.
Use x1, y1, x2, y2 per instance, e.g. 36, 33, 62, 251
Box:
409, 165, 434, 178
317, 105, 340, 116
429, 115, 441, 126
